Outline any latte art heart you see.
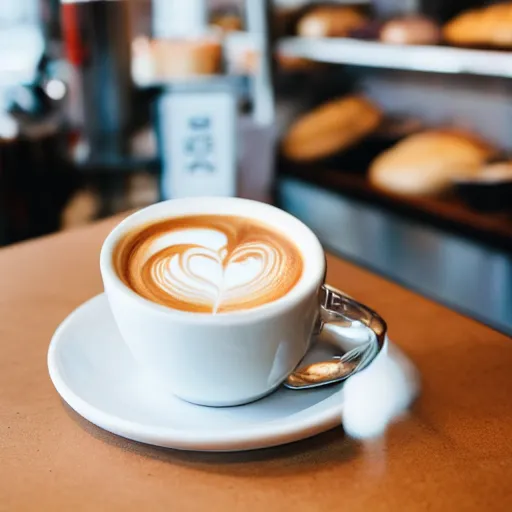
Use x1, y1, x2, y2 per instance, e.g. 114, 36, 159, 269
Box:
114, 215, 303, 313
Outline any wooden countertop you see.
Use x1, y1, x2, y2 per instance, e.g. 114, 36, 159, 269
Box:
1, 215, 512, 511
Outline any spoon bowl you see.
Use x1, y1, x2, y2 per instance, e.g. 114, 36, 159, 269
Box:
284, 286, 386, 390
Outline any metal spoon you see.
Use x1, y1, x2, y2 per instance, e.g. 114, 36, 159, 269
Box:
284, 341, 379, 389
284, 286, 387, 390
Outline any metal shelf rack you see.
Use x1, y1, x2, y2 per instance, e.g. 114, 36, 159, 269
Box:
279, 37, 512, 78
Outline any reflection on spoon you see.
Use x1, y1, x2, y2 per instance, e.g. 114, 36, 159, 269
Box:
284, 341, 379, 390
285, 358, 358, 388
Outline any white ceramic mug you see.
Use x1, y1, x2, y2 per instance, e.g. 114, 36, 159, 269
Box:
100, 197, 384, 407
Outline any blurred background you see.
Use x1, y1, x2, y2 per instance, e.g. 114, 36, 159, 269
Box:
0, 0, 510, 333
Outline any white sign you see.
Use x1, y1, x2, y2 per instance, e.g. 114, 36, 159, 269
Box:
159, 87, 237, 199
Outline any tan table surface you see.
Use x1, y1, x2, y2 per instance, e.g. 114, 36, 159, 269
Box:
1, 215, 512, 511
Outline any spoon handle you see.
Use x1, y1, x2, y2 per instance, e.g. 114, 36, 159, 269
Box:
284, 286, 387, 390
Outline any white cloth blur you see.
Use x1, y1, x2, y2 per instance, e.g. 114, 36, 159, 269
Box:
342, 340, 420, 440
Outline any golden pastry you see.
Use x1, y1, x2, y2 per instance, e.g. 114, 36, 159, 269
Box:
151, 38, 222, 78
297, 6, 367, 38
210, 14, 243, 33
444, 3, 512, 48
282, 96, 382, 162
369, 130, 496, 196
380, 16, 441, 45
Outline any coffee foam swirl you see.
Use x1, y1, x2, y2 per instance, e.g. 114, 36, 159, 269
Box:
114, 215, 303, 314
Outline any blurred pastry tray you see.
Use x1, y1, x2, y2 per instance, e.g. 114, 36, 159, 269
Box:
280, 37, 512, 78
279, 165, 512, 251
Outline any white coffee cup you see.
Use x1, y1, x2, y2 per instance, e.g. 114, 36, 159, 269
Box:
101, 197, 325, 406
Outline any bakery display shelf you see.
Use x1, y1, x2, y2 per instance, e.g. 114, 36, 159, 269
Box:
279, 166, 512, 250
280, 37, 512, 79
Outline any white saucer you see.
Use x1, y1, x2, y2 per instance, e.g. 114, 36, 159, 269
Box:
48, 294, 348, 452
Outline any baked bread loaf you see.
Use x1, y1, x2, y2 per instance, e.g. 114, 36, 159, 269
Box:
444, 3, 512, 48
369, 130, 495, 196
380, 16, 441, 45
282, 96, 382, 163
297, 6, 367, 38
151, 38, 222, 78
210, 14, 243, 33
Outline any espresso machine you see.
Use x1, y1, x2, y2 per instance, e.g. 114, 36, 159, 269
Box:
0, 0, 74, 244
60, 0, 133, 164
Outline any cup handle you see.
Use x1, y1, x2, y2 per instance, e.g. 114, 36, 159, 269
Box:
314, 284, 387, 365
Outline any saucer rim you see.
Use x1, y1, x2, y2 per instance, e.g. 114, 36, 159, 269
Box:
48, 294, 345, 452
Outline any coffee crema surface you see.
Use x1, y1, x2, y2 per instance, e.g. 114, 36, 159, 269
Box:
114, 215, 304, 314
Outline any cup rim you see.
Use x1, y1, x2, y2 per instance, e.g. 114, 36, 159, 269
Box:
100, 197, 326, 326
